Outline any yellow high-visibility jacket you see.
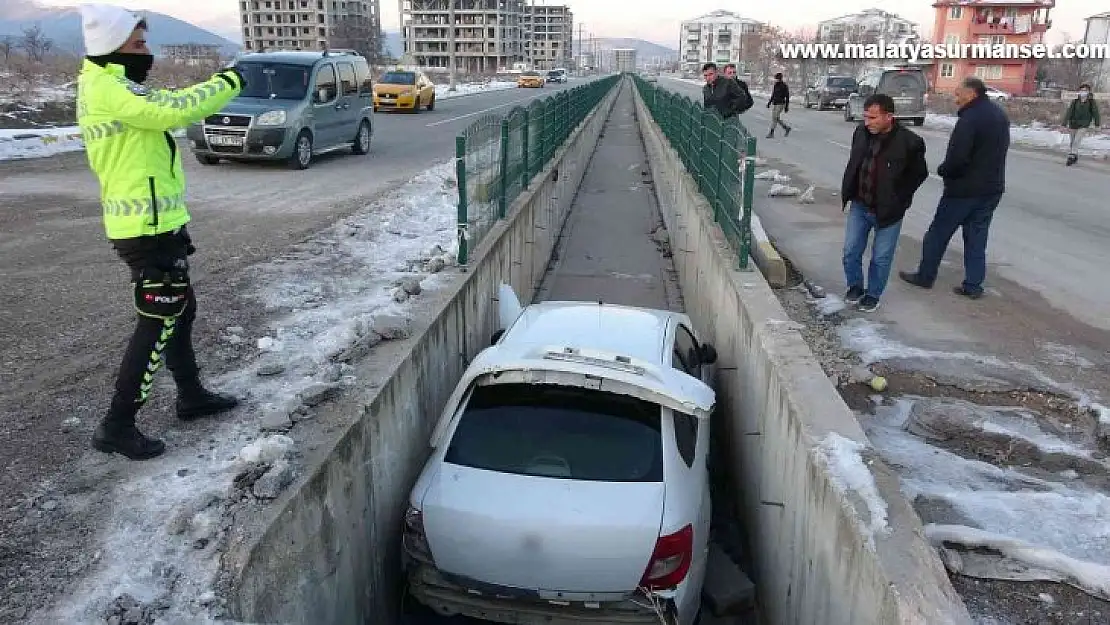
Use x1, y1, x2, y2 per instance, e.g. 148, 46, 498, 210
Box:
77, 60, 242, 240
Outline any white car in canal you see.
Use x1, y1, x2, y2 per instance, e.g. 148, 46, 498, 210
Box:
402, 285, 718, 624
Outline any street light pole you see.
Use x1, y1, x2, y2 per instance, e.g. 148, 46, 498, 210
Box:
448, 0, 456, 90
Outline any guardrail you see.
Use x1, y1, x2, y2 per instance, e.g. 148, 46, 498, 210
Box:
631, 75, 757, 270
454, 75, 621, 264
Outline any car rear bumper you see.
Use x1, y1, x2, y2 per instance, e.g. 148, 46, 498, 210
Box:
407, 564, 673, 624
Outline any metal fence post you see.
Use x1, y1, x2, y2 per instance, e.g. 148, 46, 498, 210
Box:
739, 135, 756, 270
498, 118, 509, 220
521, 108, 530, 190
455, 134, 469, 266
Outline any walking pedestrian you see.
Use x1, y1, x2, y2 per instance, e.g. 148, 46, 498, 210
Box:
722, 63, 753, 115
78, 3, 246, 460
766, 72, 792, 138
900, 77, 1010, 300
702, 62, 752, 119
839, 94, 929, 312
1062, 83, 1101, 166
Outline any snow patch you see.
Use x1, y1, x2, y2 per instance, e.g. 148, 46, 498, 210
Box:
811, 293, 846, 317
0, 125, 83, 160
925, 114, 1110, 155
814, 433, 889, 550
867, 399, 1110, 590
435, 80, 517, 100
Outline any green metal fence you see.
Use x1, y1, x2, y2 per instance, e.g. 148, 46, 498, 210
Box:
455, 75, 620, 264
631, 75, 757, 270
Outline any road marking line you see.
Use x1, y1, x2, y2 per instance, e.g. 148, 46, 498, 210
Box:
425, 92, 554, 127
827, 139, 851, 149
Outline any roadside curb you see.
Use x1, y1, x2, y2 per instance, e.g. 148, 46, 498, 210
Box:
749, 212, 788, 287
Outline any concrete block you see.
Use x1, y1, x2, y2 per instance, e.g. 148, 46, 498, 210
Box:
703, 542, 755, 616
749, 213, 787, 287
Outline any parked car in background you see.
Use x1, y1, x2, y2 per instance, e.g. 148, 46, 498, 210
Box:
185, 49, 373, 170
546, 69, 568, 83
373, 68, 436, 112
844, 65, 928, 126
517, 70, 545, 88
804, 74, 858, 110
402, 285, 718, 625
984, 85, 1011, 101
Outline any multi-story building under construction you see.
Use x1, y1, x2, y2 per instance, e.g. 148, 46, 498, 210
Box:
239, 0, 382, 56
399, 0, 526, 73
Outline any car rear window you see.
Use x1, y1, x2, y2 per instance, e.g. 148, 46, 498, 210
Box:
444, 383, 663, 482
879, 71, 925, 93
827, 77, 856, 88
380, 71, 416, 84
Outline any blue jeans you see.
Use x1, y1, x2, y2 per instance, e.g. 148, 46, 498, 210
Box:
916, 194, 1002, 294
842, 201, 903, 299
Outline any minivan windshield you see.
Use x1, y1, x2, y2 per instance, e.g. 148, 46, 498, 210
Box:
234, 62, 310, 100
445, 383, 663, 482
379, 71, 416, 85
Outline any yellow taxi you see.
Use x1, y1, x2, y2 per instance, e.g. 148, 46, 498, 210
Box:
517, 70, 545, 88
373, 69, 436, 112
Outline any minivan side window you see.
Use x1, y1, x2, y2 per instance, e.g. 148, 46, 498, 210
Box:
354, 60, 373, 94
673, 324, 700, 377
314, 63, 337, 103
337, 62, 357, 97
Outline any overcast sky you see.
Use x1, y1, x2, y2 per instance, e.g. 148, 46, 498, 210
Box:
39, 0, 1100, 46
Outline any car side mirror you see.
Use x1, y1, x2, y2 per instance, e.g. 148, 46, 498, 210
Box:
491, 329, 505, 345
699, 343, 718, 365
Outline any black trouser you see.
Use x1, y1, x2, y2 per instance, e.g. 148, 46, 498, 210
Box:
107, 228, 201, 425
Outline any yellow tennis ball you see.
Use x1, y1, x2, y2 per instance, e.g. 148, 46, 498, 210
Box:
870, 376, 888, 391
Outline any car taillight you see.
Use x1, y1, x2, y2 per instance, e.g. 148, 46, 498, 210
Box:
640, 524, 693, 590
402, 506, 435, 565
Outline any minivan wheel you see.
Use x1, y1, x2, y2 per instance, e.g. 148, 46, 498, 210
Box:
195, 154, 220, 166
427, 95, 435, 111
289, 131, 312, 170
352, 120, 371, 155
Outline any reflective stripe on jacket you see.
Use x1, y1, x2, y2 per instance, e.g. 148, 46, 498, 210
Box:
77, 59, 242, 240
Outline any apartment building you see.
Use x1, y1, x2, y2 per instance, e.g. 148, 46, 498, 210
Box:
239, 0, 381, 54
1085, 12, 1110, 91
399, 0, 526, 74
679, 10, 763, 74
614, 48, 637, 72
817, 8, 918, 44
523, 4, 573, 71
931, 0, 1053, 96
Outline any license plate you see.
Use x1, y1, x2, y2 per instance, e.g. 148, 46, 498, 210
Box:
208, 135, 244, 147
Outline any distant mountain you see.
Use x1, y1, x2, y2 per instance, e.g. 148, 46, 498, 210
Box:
587, 38, 678, 61
0, 1, 240, 57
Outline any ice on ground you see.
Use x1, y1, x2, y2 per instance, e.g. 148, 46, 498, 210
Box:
814, 433, 889, 551
754, 168, 790, 183
435, 80, 517, 99
866, 399, 1110, 594
35, 161, 461, 624
767, 183, 800, 197
926, 524, 1110, 601
925, 114, 1110, 155
810, 293, 846, 317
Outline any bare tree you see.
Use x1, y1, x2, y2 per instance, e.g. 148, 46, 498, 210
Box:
0, 35, 14, 65
752, 24, 788, 86
20, 23, 52, 63
330, 15, 384, 64
1037, 35, 1099, 89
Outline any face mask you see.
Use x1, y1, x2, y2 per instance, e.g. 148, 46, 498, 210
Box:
88, 52, 155, 84
1079, 91, 1089, 99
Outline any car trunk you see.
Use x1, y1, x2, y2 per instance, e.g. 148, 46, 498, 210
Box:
421, 465, 665, 594
881, 72, 925, 112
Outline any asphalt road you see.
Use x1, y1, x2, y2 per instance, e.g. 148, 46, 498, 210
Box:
662, 77, 1110, 339
0, 78, 586, 623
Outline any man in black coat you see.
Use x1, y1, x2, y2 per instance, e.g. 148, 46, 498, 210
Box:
766, 72, 792, 138
900, 77, 1010, 299
840, 94, 929, 312
702, 62, 751, 119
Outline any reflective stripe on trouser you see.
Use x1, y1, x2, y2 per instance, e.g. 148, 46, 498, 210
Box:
102, 194, 186, 218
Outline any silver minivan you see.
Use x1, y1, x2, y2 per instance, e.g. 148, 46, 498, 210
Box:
844, 66, 927, 126
186, 49, 374, 170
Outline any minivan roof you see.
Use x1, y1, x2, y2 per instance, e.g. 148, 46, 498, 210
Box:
236, 50, 364, 67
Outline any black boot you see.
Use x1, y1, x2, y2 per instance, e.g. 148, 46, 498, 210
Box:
177, 384, 240, 421
92, 421, 166, 460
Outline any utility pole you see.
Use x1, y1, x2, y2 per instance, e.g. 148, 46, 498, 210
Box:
448, 0, 456, 90
577, 22, 583, 76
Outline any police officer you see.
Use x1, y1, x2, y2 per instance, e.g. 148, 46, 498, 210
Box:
78, 3, 245, 460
